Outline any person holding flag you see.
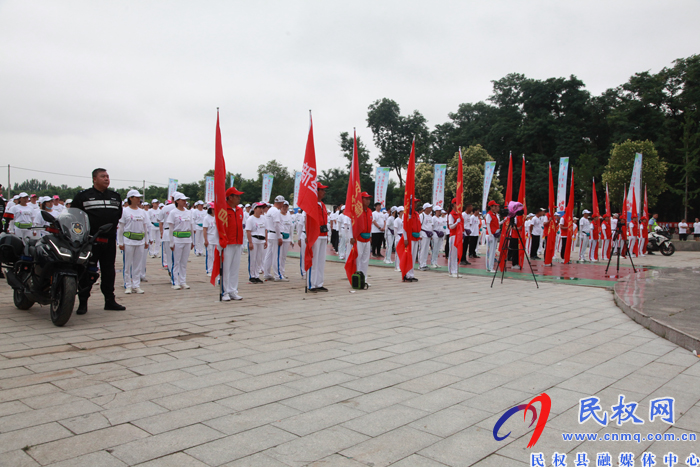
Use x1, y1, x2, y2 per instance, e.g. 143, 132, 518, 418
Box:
218, 187, 245, 300
484, 200, 501, 272
307, 183, 329, 292
396, 140, 421, 283
448, 198, 463, 278
346, 192, 373, 280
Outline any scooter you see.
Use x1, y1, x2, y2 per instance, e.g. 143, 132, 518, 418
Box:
647, 226, 675, 256
0, 208, 110, 326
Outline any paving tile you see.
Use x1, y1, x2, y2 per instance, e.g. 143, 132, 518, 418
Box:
223, 452, 291, 467
339, 426, 441, 467
266, 426, 369, 466
0, 450, 42, 467
135, 452, 210, 467
409, 404, 493, 438
101, 400, 169, 425
341, 404, 429, 437
0, 422, 72, 454
204, 403, 301, 435
272, 403, 365, 436
186, 425, 297, 465
133, 401, 233, 434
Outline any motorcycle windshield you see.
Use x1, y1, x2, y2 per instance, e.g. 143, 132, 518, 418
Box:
55, 208, 91, 243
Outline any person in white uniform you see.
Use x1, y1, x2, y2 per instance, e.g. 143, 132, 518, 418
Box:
296, 209, 306, 278
578, 210, 592, 261
337, 205, 351, 261
274, 201, 294, 281
307, 184, 330, 292
148, 199, 161, 258
33, 197, 55, 237
431, 206, 446, 268
384, 207, 396, 264
117, 190, 149, 294
393, 206, 404, 271
166, 193, 194, 290
8, 193, 34, 241
160, 197, 178, 271
263, 196, 284, 280
418, 203, 433, 270
245, 202, 267, 283
192, 201, 206, 256
202, 203, 218, 276
484, 200, 501, 272
447, 199, 462, 277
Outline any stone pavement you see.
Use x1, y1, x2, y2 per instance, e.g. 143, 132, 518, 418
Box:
0, 252, 699, 466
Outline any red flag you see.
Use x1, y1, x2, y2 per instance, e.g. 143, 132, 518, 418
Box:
642, 185, 649, 254
592, 178, 600, 260
498, 153, 513, 271
298, 113, 321, 271
517, 155, 526, 267
211, 110, 228, 286
396, 139, 416, 279
344, 129, 362, 283
631, 191, 639, 256
544, 163, 556, 265
605, 183, 612, 258
454, 148, 464, 262
562, 169, 575, 264
605, 183, 611, 218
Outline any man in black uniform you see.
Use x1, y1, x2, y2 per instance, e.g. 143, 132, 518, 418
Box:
72, 168, 126, 314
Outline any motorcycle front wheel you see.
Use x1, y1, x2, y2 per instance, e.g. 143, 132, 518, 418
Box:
50, 276, 76, 326
660, 243, 675, 256
13, 288, 34, 310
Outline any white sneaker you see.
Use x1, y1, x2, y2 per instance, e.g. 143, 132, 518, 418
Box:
263, 275, 274, 281
172, 285, 181, 290
182, 284, 190, 289
512, 266, 521, 270
231, 293, 243, 300
206, 272, 212, 277
431, 264, 439, 269
221, 293, 231, 301
488, 269, 497, 273
274, 277, 289, 282
124, 288, 132, 294
133, 287, 145, 294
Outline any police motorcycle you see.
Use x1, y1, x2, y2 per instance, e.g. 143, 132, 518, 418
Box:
0, 208, 110, 326
647, 225, 675, 256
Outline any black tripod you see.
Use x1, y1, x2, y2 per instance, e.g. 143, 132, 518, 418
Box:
604, 227, 637, 275
491, 218, 539, 288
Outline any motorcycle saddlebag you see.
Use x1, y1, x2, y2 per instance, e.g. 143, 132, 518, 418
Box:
0, 233, 24, 265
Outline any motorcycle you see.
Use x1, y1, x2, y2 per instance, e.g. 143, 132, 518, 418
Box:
647, 225, 675, 256
0, 208, 110, 326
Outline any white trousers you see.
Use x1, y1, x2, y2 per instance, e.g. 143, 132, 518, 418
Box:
206, 243, 216, 274
162, 237, 170, 268
15, 228, 32, 243
486, 234, 497, 271
338, 231, 348, 260
299, 235, 306, 277
140, 244, 147, 279
589, 240, 598, 262
194, 229, 205, 256
601, 239, 610, 260
307, 236, 327, 289
355, 241, 371, 276
247, 242, 265, 279
431, 234, 444, 266
384, 231, 395, 263
123, 244, 146, 289
222, 244, 242, 296
149, 226, 160, 256
628, 237, 637, 257
419, 235, 431, 268
273, 240, 290, 279
579, 235, 589, 260
448, 235, 459, 275
394, 235, 402, 271
263, 238, 276, 278
171, 242, 191, 286
405, 240, 419, 279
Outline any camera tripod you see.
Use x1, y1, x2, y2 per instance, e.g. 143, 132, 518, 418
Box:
491, 218, 539, 288
604, 227, 637, 275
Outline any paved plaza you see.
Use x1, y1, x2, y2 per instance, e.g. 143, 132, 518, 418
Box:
0, 250, 699, 466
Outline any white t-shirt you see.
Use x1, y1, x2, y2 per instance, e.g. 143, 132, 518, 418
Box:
394, 216, 404, 237
531, 216, 544, 236
678, 222, 688, 234
118, 207, 150, 246
280, 212, 294, 242
371, 211, 384, 234
694, 222, 700, 234
246, 215, 267, 244
166, 209, 194, 244
203, 214, 219, 245
266, 206, 281, 239
33, 209, 55, 237
161, 204, 177, 241
9, 204, 36, 229
192, 209, 206, 230
330, 211, 339, 231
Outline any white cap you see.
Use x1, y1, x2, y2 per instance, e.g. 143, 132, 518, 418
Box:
194, 200, 204, 206
127, 189, 142, 198
65, 199, 72, 204
390, 206, 397, 212
238, 204, 243, 208
434, 205, 443, 211
173, 192, 189, 202
244, 203, 250, 207
582, 209, 591, 214
152, 199, 159, 203
38, 196, 49, 204
275, 195, 286, 203
397, 206, 405, 212
423, 202, 432, 210
13, 195, 19, 200
18, 192, 29, 198
283, 200, 289, 206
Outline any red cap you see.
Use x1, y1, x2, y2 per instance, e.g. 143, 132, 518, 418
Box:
451, 198, 457, 204
226, 187, 244, 197
360, 192, 371, 198
488, 200, 498, 207
317, 183, 328, 190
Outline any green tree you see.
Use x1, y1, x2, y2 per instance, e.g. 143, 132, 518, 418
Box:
339, 131, 374, 196
257, 159, 294, 202
601, 140, 667, 210
445, 145, 504, 210
366, 98, 431, 186
671, 113, 700, 219
414, 163, 434, 205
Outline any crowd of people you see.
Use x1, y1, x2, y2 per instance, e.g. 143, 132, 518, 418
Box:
0, 170, 695, 315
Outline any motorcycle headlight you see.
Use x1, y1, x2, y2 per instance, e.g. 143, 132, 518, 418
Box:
48, 240, 72, 258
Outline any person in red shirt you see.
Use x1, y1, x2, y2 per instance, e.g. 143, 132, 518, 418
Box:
350, 192, 373, 277
222, 187, 244, 301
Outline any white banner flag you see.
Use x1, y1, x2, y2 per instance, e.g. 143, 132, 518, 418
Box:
556, 157, 569, 214
205, 176, 214, 204
625, 152, 643, 221
262, 173, 274, 203
482, 161, 496, 213
374, 167, 391, 208
293, 171, 301, 208
432, 164, 446, 210
167, 178, 178, 201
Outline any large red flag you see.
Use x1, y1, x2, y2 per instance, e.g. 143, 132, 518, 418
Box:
454, 148, 464, 262
562, 169, 575, 264
631, 191, 639, 256
211, 110, 228, 286
344, 129, 362, 283
498, 153, 513, 271
396, 139, 416, 279
592, 178, 601, 260
642, 185, 649, 254
298, 114, 321, 271
605, 183, 612, 258
517, 155, 527, 267
544, 163, 557, 265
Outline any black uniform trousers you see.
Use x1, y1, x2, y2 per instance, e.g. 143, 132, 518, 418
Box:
371, 232, 383, 256
468, 236, 478, 257
79, 238, 117, 303
530, 235, 540, 258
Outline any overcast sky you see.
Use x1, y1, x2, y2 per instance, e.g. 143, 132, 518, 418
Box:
1, 0, 698, 191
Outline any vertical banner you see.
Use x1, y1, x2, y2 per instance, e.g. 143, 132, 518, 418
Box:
167, 178, 178, 200
481, 161, 496, 213
374, 167, 391, 208
556, 157, 569, 214
205, 176, 214, 203
432, 164, 446, 210
625, 152, 643, 221
229, 175, 235, 188
293, 170, 301, 208
261, 173, 274, 203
